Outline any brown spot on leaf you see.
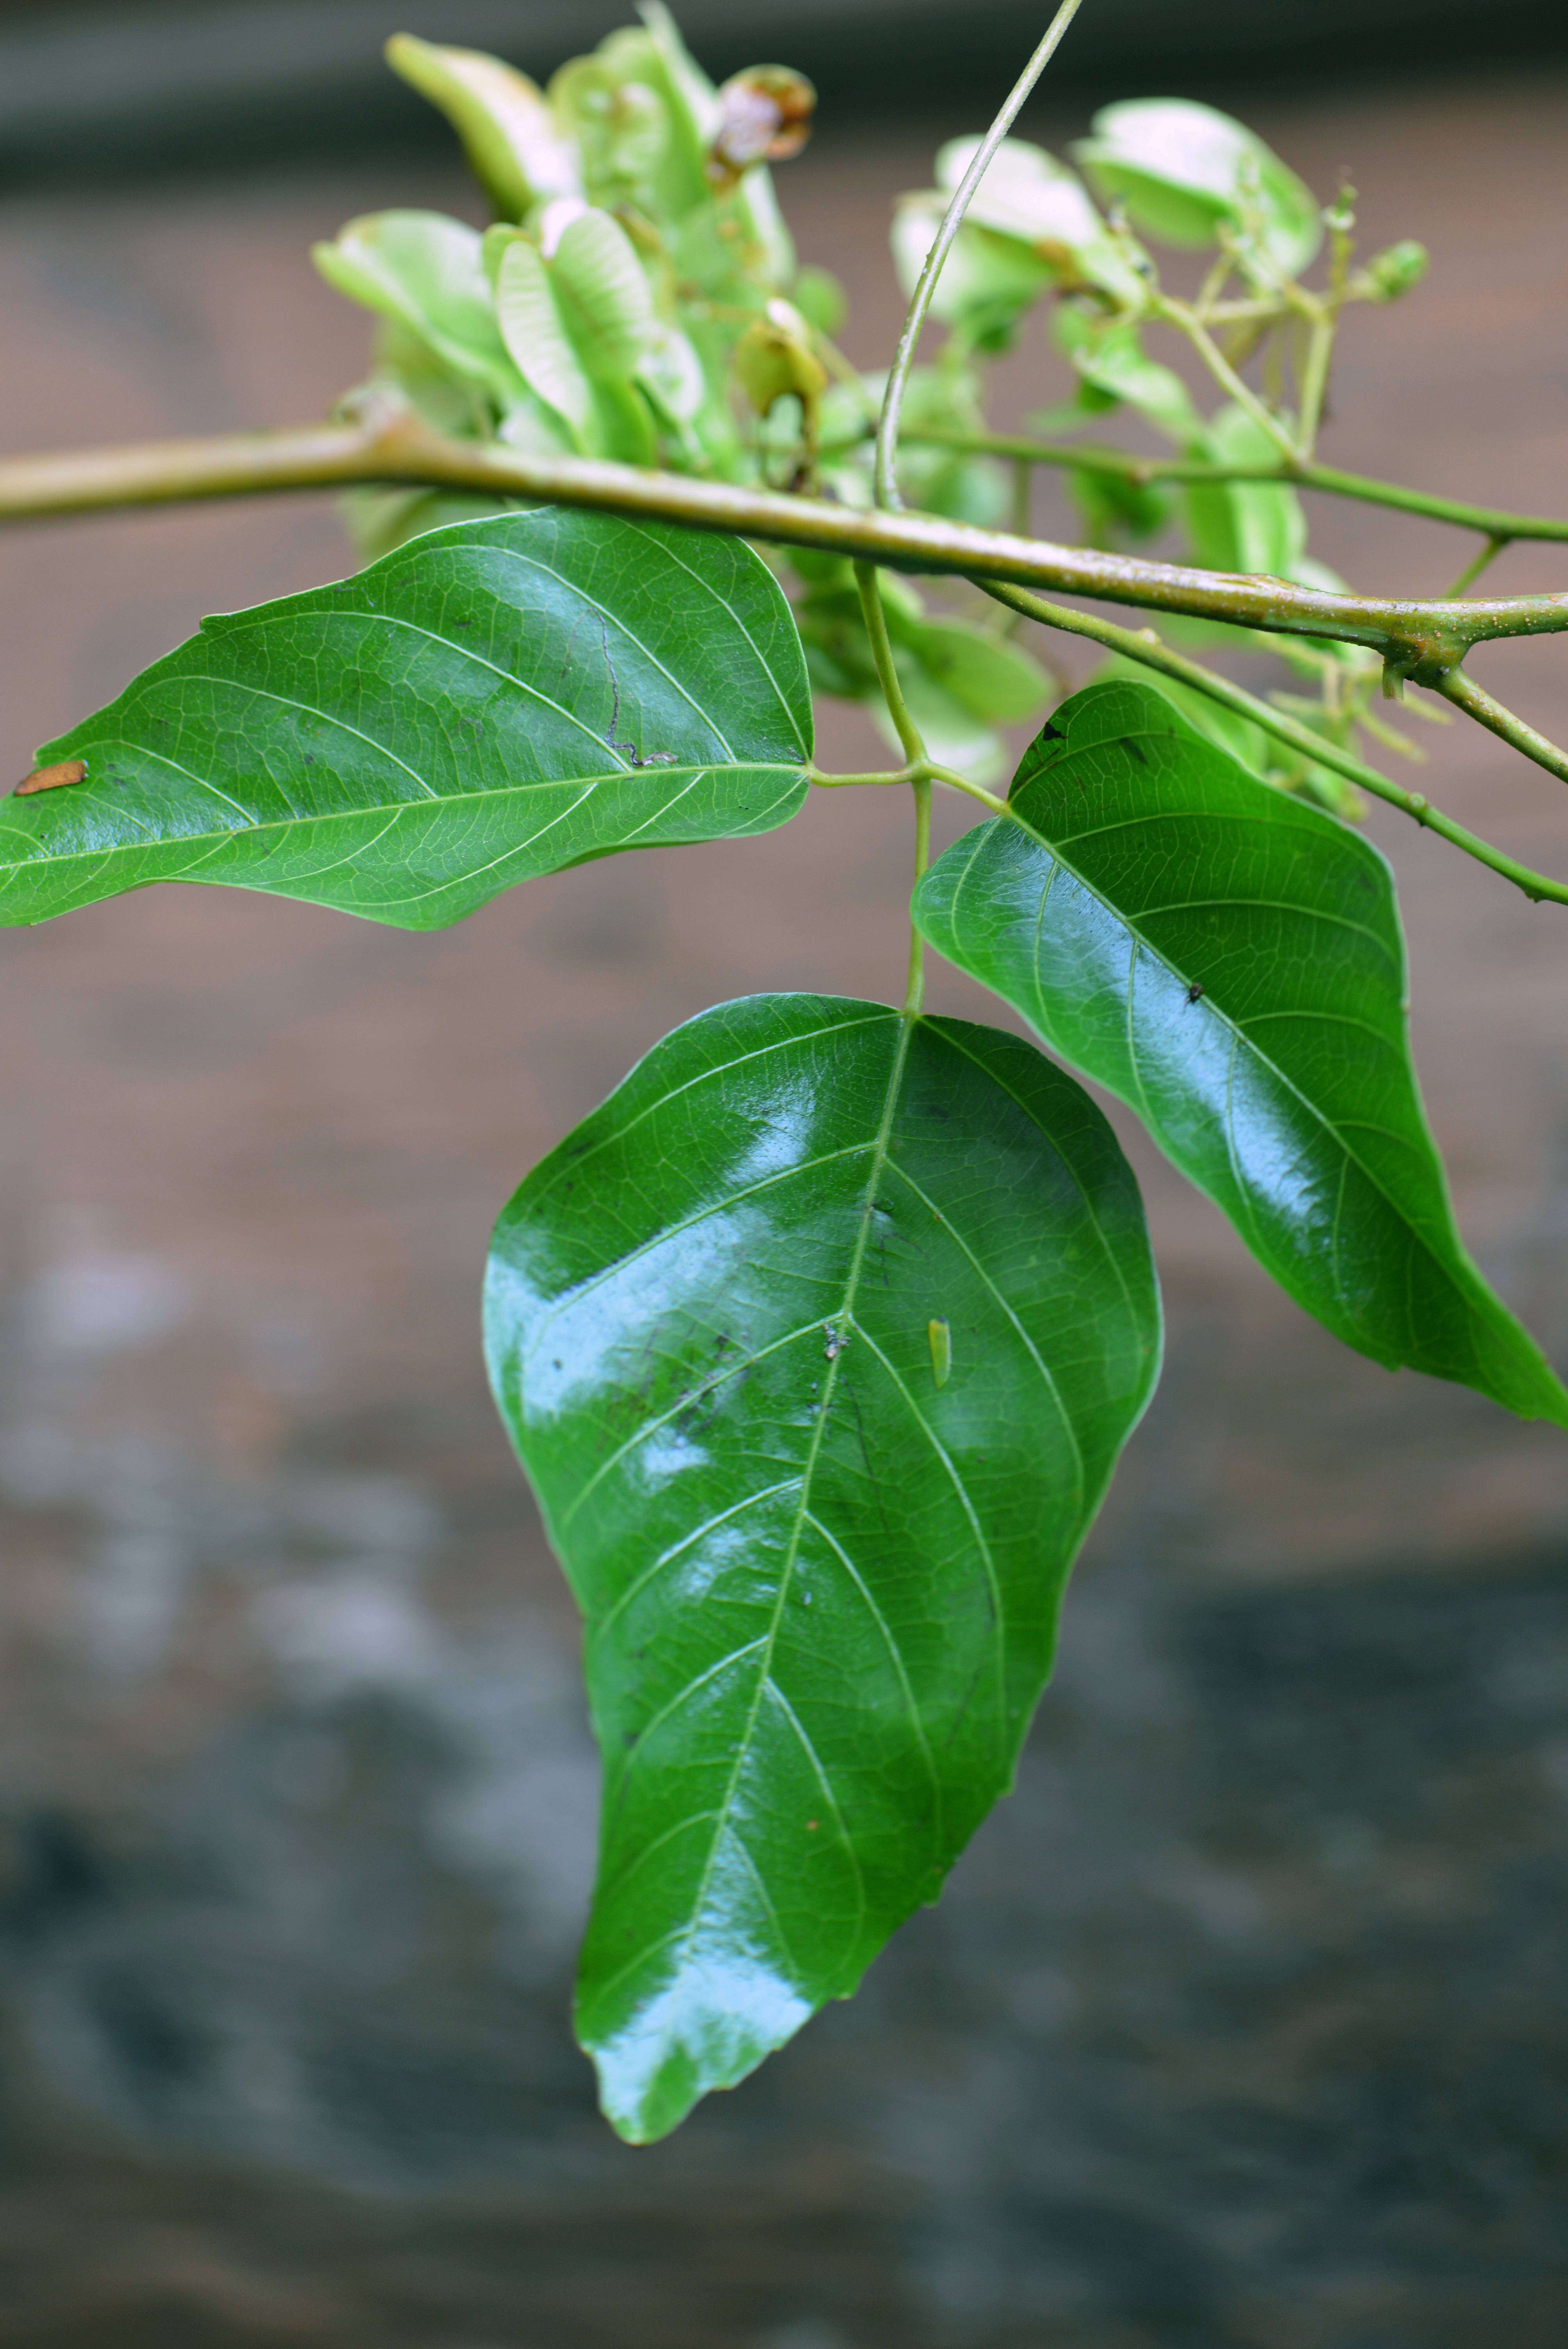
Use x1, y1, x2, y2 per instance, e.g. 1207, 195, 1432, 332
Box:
15, 758, 87, 796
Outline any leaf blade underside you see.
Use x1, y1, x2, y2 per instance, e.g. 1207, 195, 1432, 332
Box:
484, 993, 1161, 2140
2, 509, 812, 930
915, 680, 1568, 1427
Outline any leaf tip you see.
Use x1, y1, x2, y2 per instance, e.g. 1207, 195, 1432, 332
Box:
579, 1946, 813, 2144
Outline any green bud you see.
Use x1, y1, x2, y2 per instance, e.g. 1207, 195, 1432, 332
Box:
733, 299, 828, 416
1364, 239, 1428, 301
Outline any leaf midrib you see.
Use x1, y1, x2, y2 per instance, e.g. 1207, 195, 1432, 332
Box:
0, 749, 807, 887
600, 1009, 934, 2019
672, 1014, 921, 1975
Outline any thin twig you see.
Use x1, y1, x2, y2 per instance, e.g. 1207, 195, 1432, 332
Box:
855, 561, 925, 765
1443, 535, 1509, 598
1152, 297, 1300, 464
873, 0, 1085, 511
1436, 666, 1568, 789
890, 425, 1568, 545
976, 579, 1568, 907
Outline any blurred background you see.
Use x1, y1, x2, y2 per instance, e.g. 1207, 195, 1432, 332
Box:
4, 4, 1568, 2344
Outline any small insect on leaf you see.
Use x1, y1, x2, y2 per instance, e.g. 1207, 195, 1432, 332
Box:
15, 759, 88, 796
1185, 980, 1205, 1005
928, 1316, 953, 1388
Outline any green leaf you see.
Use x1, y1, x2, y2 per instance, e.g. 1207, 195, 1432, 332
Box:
891, 192, 1055, 345
492, 233, 597, 445
1073, 99, 1322, 279
634, 1, 796, 286
484, 993, 1161, 2140
791, 264, 846, 336
1183, 402, 1307, 579
914, 681, 1568, 1426
384, 35, 582, 221
490, 217, 663, 465
1085, 656, 1269, 775
934, 135, 1146, 308
934, 133, 1101, 247
1065, 462, 1171, 548
312, 211, 524, 408
1, 512, 812, 932
549, 208, 660, 382
631, 0, 720, 199
1055, 311, 1204, 446
901, 618, 1052, 728
550, 56, 670, 203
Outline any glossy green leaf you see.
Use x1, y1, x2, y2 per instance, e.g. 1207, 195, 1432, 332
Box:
1073, 99, 1322, 279
0, 512, 811, 931
1085, 657, 1269, 775
484, 993, 1161, 2140
915, 681, 1568, 1426
385, 36, 582, 220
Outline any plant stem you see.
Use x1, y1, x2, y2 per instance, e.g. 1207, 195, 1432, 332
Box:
976, 578, 1568, 907
1010, 456, 1032, 539
855, 561, 926, 764
893, 425, 1568, 545
1153, 297, 1301, 464
903, 776, 934, 1015
855, 558, 937, 1010
1436, 666, 1568, 789
1294, 306, 1337, 462
1443, 535, 1509, 597
926, 763, 1007, 815
873, 0, 1085, 511
6, 407, 1567, 666
805, 763, 916, 788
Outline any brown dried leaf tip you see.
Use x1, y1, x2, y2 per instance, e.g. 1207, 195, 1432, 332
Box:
15, 758, 88, 796
707, 67, 816, 188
